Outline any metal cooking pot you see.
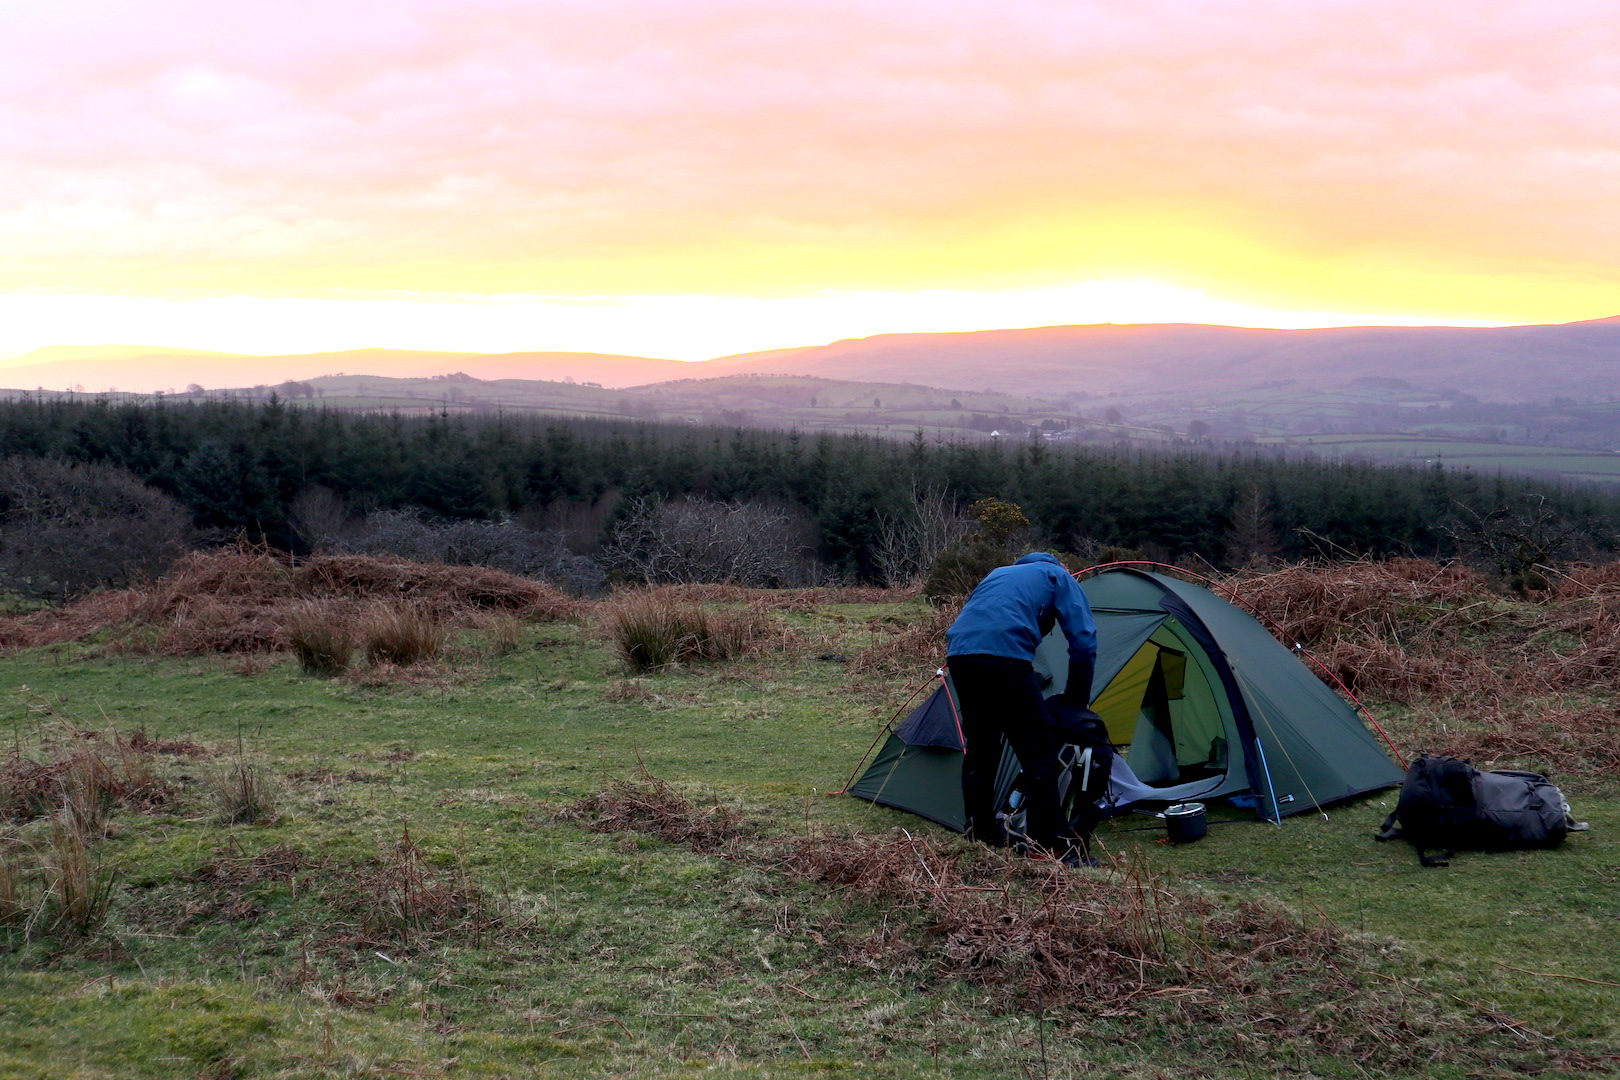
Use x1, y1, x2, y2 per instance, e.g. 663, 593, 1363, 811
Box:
1163, 802, 1208, 844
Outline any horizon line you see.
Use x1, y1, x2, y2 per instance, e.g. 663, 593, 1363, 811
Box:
9, 312, 1610, 369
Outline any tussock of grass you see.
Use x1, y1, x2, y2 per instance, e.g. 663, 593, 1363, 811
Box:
601, 590, 781, 672
42, 820, 115, 937
0, 817, 118, 942
479, 612, 525, 656
206, 758, 279, 826
284, 600, 358, 676
0, 848, 22, 928
360, 602, 447, 666
58, 746, 117, 836
359, 829, 495, 950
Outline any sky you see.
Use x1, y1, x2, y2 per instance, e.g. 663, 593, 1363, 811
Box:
2, 0, 1618, 363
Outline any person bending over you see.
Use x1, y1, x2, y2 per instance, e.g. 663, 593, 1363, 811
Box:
945, 552, 1097, 856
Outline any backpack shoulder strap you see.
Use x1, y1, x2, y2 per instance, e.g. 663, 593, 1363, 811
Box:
1417, 846, 1455, 868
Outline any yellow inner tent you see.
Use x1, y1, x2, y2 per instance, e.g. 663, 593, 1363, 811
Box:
1088, 626, 1231, 786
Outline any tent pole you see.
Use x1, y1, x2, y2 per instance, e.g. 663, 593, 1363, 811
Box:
1253, 737, 1283, 825
1076, 560, 1408, 768
831, 670, 939, 795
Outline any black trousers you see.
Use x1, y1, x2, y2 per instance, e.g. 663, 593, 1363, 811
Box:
948, 654, 1068, 853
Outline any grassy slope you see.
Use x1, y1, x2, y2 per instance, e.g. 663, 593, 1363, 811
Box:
1, 606, 1616, 1078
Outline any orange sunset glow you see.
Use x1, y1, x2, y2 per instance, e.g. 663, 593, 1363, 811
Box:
2, 0, 1617, 365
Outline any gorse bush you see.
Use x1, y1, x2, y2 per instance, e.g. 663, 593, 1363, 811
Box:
920, 498, 1032, 603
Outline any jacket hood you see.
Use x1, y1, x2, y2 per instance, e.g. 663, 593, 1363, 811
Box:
1013, 552, 1063, 567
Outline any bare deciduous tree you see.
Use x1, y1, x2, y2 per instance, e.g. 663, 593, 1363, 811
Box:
600, 495, 818, 587
287, 485, 354, 551
0, 458, 193, 600
873, 485, 972, 587
1449, 493, 1588, 590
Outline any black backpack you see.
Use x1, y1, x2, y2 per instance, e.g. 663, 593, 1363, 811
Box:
1376, 754, 1579, 867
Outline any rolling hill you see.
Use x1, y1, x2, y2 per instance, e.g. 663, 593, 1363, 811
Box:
709, 316, 1620, 401
0, 345, 698, 394
8, 316, 1620, 403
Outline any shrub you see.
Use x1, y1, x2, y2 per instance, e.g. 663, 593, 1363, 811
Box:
0, 457, 193, 601
363, 603, 448, 666
922, 539, 1010, 604
285, 602, 358, 676
601, 494, 818, 587
920, 498, 1032, 603
335, 508, 605, 595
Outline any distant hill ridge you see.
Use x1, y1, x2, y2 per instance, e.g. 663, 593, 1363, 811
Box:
5, 316, 1620, 402
0, 346, 696, 394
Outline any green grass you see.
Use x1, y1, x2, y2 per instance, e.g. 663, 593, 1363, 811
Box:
1, 608, 1616, 1078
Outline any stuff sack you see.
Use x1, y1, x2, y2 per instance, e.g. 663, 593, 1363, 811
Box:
1376, 754, 1578, 867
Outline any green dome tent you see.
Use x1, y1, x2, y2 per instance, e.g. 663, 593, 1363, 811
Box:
848, 566, 1404, 827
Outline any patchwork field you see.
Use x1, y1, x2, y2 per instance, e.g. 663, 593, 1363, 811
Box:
1, 555, 1617, 1078
1252, 433, 1620, 482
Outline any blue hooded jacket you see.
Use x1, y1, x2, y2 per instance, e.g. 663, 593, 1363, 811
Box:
945, 552, 1097, 665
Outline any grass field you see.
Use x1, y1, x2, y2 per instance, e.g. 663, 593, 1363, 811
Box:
1253, 432, 1620, 482
1, 575, 1617, 1078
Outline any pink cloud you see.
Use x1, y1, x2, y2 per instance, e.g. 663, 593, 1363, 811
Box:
1, 0, 1617, 290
